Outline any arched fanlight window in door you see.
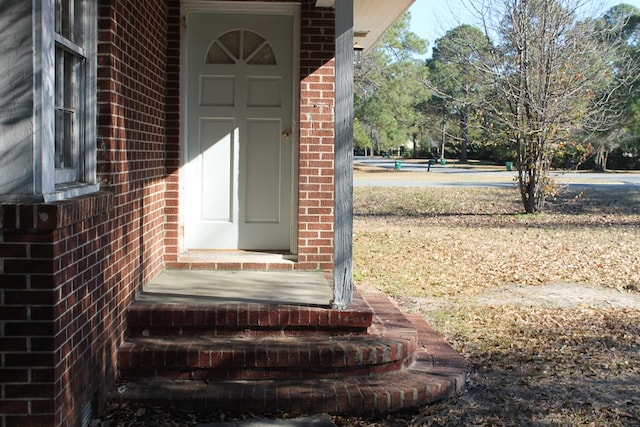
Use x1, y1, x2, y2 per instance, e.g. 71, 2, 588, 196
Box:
205, 29, 277, 65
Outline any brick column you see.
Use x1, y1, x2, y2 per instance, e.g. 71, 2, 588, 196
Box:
297, 4, 336, 271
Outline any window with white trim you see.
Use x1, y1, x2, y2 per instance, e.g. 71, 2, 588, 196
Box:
0, 1, 96, 202
54, 0, 88, 184
29, 0, 99, 202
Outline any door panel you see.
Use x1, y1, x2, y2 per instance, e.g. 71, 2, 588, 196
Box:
245, 119, 281, 224
200, 76, 235, 106
199, 118, 234, 222
246, 77, 282, 107
185, 11, 293, 250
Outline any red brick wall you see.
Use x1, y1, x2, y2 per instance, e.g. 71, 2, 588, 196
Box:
1, 196, 113, 426
0, 0, 169, 425
96, 0, 168, 291
164, 0, 182, 266
297, 3, 336, 270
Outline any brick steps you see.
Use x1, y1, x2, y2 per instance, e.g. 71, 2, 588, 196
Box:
118, 334, 416, 380
114, 364, 459, 416
113, 290, 466, 416
126, 302, 372, 337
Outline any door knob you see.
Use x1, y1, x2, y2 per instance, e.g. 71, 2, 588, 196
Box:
282, 129, 291, 138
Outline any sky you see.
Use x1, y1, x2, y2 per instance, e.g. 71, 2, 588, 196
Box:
408, 0, 640, 57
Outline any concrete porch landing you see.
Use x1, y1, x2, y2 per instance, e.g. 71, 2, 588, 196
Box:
139, 270, 334, 306
114, 269, 466, 416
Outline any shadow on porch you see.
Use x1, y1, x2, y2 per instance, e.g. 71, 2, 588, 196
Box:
112, 269, 466, 416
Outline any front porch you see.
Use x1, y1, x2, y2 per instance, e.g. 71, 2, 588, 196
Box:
112, 270, 466, 416
0, 1, 433, 424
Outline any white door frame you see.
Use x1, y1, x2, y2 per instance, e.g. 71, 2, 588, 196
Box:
179, 1, 300, 254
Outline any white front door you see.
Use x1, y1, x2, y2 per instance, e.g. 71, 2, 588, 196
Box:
184, 10, 294, 250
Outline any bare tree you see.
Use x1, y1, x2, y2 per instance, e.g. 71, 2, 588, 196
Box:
482, 0, 638, 213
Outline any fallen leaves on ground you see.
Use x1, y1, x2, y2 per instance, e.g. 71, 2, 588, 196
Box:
353, 187, 640, 297
346, 186, 640, 426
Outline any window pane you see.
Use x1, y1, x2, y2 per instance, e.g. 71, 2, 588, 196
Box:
55, 109, 75, 169
206, 42, 235, 64
219, 30, 240, 61
55, 48, 80, 174
206, 29, 276, 65
244, 30, 276, 65
242, 31, 264, 60
247, 44, 276, 65
56, 0, 76, 41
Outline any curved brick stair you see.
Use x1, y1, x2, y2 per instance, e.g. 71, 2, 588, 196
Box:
113, 289, 465, 416
118, 334, 416, 380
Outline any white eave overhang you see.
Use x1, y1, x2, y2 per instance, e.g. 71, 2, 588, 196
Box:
315, 0, 415, 52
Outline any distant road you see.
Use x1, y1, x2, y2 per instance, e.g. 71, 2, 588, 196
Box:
354, 157, 640, 188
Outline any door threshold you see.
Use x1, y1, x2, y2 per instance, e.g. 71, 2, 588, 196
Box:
178, 250, 297, 264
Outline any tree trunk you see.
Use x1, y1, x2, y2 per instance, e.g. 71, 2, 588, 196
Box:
459, 104, 469, 163
518, 170, 545, 213
440, 113, 447, 161
412, 132, 418, 158
516, 136, 547, 214
594, 145, 608, 171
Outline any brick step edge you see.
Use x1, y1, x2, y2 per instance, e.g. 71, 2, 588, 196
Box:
126, 303, 373, 337
111, 364, 462, 417
118, 333, 417, 380
127, 325, 370, 337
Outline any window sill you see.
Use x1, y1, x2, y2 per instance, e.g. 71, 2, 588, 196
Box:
0, 183, 102, 204
45, 183, 101, 203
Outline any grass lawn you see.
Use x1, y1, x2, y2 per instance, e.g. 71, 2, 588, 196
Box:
342, 185, 640, 426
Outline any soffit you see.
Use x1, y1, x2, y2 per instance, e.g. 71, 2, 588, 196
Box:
315, 0, 415, 52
